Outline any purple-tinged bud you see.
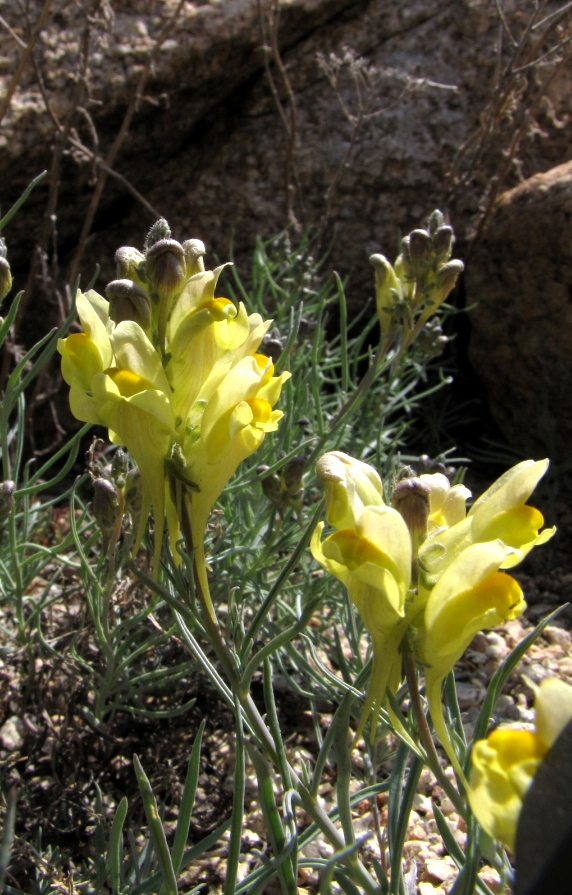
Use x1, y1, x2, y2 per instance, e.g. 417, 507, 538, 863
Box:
258, 465, 283, 507
125, 467, 142, 515
93, 478, 120, 545
408, 229, 432, 265
392, 476, 430, 582
144, 238, 187, 303
432, 225, 454, 264
106, 279, 152, 330
281, 456, 305, 498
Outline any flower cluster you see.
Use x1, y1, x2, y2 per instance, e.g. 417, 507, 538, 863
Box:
59, 220, 289, 605
369, 210, 464, 345
468, 677, 572, 850
311, 452, 555, 764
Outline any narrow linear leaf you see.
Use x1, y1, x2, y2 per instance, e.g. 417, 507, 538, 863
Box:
433, 804, 495, 895
108, 796, 128, 895
223, 697, 245, 895
133, 754, 178, 895
171, 719, 206, 875
0, 789, 16, 893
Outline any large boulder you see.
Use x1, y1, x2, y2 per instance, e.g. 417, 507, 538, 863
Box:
467, 161, 572, 463
1, 0, 570, 304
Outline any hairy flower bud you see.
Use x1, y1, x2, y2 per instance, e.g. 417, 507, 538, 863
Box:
114, 246, 145, 281
427, 209, 445, 236
408, 229, 432, 265
145, 238, 187, 303
183, 239, 206, 277
93, 478, 120, 547
106, 279, 152, 330
426, 259, 464, 311
145, 218, 171, 250
125, 467, 142, 515
392, 475, 430, 581
432, 225, 454, 264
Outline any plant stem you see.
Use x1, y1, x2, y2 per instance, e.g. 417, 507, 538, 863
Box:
402, 637, 466, 817
177, 494, 380, 894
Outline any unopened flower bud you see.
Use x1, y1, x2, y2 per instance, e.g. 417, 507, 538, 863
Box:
0, 480, 15, 525
0, 239, 12, 302
182, 239, 206, 276
145, 238, 187, 303
144, 218, 171, 250
93, 478, 120, 545
391, 475, 430, 581
106, 279, 152, 330
427, 209, 445, 237
114, 246, 145, 281
258, 465, 283, 507
282, 456, 305, 523
260, 337, 284, 362
370, 254, 401, 336
111, 448, 130, 486
396, 240, 415, 280
0, 257, 12, 302
427, 259, 464, 311
281, 456, 305, 497
124, 467, 142, 515
432, 225, 454, 264
317, 451, 384, 530
408, 229, 432, 265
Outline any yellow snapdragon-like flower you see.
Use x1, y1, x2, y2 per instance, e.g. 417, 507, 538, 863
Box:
59, 224, 289, 596
416, 540, 526, 779
311, 453, 411, 739
419, 460, 555, 583
468, 678, 572, 850
419, 472, 471, 533
312, 452, 555, 756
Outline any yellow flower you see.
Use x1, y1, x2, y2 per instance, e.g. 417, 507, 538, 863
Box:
181, 352, 290, 616
59, 295, 177, 564
60, 228, 289, 588
315, 451, 385, 530
416, 540, 526, 780
419, 472, 471, 533
468, 678, 572, 850
419, 460, 555, 584
311, 496, 411, 739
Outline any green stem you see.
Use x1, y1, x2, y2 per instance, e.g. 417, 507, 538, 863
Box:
177, 499, 380, 894
402, 637, 466, 818
305, 342, 386, 471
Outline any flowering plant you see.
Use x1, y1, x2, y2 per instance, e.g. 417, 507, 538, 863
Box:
59, 220, 289, 616
312, 452, 555, 777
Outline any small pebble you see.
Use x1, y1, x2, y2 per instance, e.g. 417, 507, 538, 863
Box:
0, 716, 24, 751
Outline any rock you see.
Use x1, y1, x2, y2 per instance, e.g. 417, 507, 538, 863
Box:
1, 0, 570, 313
467, 161, 572, 461
0, 715, 25, 751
